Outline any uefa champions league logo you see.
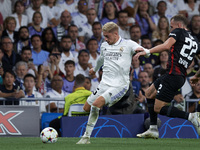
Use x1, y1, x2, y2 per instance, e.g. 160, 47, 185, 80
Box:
160, 118, 199, 139
74, 117, 132, 138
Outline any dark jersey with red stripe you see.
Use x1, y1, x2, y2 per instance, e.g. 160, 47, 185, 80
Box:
167, 28, 200, 76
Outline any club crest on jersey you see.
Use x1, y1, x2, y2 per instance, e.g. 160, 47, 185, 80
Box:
119, 47, 124, 52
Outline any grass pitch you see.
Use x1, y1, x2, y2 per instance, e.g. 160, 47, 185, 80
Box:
0, 137, 199, 150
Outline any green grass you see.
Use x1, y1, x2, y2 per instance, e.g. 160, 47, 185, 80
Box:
0, 137, 199, 150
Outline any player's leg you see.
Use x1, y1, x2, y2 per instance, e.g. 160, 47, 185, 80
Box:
154, 98, 200, 135
154, 74, 200, 135
137, 77, 162, 139
77, 85, 106, 144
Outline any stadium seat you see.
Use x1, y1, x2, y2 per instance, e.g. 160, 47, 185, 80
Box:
41, 113, 63, 130
68, 104, 89, 117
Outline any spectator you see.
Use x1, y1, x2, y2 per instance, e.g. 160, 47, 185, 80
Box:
52, 10, 72, 42
12, 0, 32, 10
2, 17, 19, 43
49, 74, 92, 136
117, 10, 130, 39
0, 47, 4, 84
87, 39, 99, 68
152, 1, 172, 26
45, 75, 69, 113
141, 35, 152, 49
153, 50, 169, 81
185, 80, 200, 112
131, 56, 143, 80
14, 26, 32, 54
68, 25, 86, 52
31, 35, 49, 66
62, 60, 75, 93
113, 0, 133, 11
78, 8, 97, 44
138, 71, 150, 111
71, 0, 88, 29
123, 6, 136, 26
36, 64, 53, 95
15, 61, 28, 90
21, 73, 46, 114
74, 49, 91, 77
153, 39, 164, 47
41, 27, 58, 52
0, 0, 12, 21
84, 77, 92, 91
28, 11, 44, 37
140, 35, 158, 67
164, 0, 187, 17
20, 46, 37, 76
152, 16, 170, 42
184, 0, 200, 22
2, 37, 21, 71
130, 24, 142, 45
58, 35, 78, 75
100, 1, 118, 25
43, 0, 64, 25
49, 45, 61, 76
91, 22, 104, 54
143, 63, 154, 84
0, 70, 24, 105
26, 0, 59, 28
11, 1, 28, 31
56, 0, 79, 14
134, 0, 157, 37
189, 15, 200, 42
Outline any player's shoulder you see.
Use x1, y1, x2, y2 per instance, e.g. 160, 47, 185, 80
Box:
121, 38, 138, 47
101, 41, 109, 47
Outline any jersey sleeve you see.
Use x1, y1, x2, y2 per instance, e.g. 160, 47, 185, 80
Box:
93, 45, 104, 72
168, 28, 181, 41
129, 40, 142, 55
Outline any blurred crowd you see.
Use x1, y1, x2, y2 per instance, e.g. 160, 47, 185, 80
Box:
0, 0, 200, 115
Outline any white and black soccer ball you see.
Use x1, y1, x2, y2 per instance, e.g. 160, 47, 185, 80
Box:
40, 127, 58, 143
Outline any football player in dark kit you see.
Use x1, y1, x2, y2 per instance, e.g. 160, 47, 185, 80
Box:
134, 14, 200, 139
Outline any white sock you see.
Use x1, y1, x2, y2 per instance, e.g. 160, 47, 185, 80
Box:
149, 125, 158, 130
83, 105, 100, 138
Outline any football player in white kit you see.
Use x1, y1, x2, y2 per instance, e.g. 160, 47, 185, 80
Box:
76, 22, 150, 144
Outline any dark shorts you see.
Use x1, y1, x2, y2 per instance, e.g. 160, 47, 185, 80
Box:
154, 74, 185, 103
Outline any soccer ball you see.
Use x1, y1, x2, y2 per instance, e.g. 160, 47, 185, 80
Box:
40, 127, 58, 143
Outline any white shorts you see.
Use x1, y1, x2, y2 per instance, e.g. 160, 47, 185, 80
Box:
87, 82, 128, 107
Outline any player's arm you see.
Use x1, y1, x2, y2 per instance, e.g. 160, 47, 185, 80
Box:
134, 37, 176, 59
92, 46, 104, 73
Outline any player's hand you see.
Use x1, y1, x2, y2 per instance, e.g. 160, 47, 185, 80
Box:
135, 47, 145, 53
89, 68, 96, 76
134, 51, 146, 60
190, 76, 200, 86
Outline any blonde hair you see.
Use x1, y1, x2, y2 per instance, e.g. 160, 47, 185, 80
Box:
102, 22, 118, 33
4, 17, 16, 30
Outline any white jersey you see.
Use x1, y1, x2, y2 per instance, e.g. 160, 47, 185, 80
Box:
94, 36, 142, 87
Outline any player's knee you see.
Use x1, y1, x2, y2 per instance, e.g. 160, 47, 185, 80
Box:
92, 101, 101, 108
83, 103, 91, 112
154, 105, 161, 113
